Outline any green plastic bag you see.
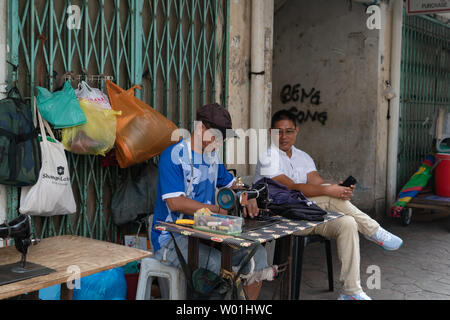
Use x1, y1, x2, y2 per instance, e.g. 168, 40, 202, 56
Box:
36, 81, 86, 129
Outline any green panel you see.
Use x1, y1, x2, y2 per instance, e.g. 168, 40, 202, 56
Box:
5, 0, 20, 238
140, 0, 229, 131
398, 13, 450, 190
7, 0, 230, 242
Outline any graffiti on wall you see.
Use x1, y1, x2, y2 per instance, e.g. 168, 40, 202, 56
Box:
280, 84, 321, 105
287, 107, 328, 126
280, 83, 328, 126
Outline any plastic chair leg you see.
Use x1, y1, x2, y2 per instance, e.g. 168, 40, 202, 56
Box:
291, 236, 306, 300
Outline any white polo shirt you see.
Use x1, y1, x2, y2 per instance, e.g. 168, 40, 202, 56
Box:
254, 145, 317, 184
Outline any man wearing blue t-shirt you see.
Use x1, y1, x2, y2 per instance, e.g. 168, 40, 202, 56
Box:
151, 103, 273, 300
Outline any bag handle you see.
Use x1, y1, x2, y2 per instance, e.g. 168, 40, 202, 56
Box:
33, 97, 54, 137
184, 140, 194, 198
125, 85, 142, 96
7, 86, 24, 101
106, 80, 125, 95
34, 97, 56, 143
169, 232, 195, 293
78, 80, 93, 93
106, 80, 141, 97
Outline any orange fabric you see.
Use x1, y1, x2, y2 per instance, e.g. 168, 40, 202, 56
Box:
106, 81, 179, 168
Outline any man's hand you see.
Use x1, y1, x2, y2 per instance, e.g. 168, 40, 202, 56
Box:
243, 198, 259, 219
325, 184, 354, 201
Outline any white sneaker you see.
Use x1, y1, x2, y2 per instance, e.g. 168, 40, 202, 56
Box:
365, 226, 403, 251
338, 292, 372, 300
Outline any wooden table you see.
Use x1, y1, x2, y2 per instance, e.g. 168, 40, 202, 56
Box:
0, 235, 152, 300
156, 212, 343, 299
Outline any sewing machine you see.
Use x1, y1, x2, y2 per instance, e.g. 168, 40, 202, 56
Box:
0, 215, 55, 286
216, 179, 279, 231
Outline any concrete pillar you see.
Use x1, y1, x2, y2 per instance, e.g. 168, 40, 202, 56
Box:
227, 0, 274, 177
0, 0, 7, 246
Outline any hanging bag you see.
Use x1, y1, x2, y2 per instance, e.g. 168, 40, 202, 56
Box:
111, 161, 158, 226
75, 81, 112, 110
106, 81, 179, 168
0, 87, 42, 186
36, 81, 86, 129
61, 99, 121, 156
19, 99, 77, 217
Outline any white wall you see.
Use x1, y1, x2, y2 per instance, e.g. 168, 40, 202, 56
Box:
273, 0, 389, 216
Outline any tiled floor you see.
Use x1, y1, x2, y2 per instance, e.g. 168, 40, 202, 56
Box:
259, 212, 450, 300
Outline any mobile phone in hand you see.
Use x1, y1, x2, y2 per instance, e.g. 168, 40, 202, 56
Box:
340, 176, 357, 187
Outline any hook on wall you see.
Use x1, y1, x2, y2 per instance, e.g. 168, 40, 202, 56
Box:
63, 72, 114, 83
6, 61, 19, 87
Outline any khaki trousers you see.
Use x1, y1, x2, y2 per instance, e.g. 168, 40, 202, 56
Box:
294, 196, 380, 295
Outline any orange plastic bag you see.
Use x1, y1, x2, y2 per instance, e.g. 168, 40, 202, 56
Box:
106, 81, 179, 168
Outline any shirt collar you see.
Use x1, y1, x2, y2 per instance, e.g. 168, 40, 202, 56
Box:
185, 139, 218, 165
271, 144, 298, 159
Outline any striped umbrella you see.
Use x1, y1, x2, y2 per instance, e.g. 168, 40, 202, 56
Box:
391, 154, 437, 218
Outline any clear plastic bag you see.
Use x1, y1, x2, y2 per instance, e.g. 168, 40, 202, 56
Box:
62, 99, 121, 156
75, 81, 112, 110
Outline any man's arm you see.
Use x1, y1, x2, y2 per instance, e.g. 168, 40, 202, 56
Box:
165, 196, 226, 216
272, 172, 354, 200
165, 181, 259, 218
272, 174, 328, 197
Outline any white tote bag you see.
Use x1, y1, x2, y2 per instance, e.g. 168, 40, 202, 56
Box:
19, 99, 77, 216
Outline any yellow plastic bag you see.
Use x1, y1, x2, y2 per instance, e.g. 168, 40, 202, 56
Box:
62, 99, 121, 156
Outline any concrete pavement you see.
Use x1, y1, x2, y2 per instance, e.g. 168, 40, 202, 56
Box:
260, 213, 450, 300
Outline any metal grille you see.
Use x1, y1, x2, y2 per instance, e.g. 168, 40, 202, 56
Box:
6, 0, 230, 241
398, 13, 450, 190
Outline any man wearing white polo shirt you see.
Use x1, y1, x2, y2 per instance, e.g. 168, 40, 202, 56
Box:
254, 110, 403, 300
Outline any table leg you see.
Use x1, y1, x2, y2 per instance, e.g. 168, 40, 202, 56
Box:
278, 235, 293, 300
26, 291, 40, 300
221, 244, 233, 272
291, 236, 298, 300
188, 237, 199, 271
60, 284, 73, 300
187, 237, 199, 299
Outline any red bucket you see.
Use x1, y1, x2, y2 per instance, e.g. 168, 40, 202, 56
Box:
435, 153, 450, 197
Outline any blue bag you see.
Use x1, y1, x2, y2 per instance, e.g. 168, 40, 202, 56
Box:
36, 81, 86, 129
39, 285, 61, 300
73, 268, 127, 300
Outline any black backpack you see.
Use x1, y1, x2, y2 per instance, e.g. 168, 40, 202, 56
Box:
0, 87, 41, 186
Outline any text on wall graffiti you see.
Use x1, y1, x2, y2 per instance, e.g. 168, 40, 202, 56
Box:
280, 84, 322, 105
280, 83, 328, 126
288, 107, 328, 126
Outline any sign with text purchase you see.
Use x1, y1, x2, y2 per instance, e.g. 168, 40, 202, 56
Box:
407, 0, 450, 15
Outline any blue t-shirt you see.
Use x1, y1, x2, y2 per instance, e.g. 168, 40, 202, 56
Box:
151, 139, 235, 252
